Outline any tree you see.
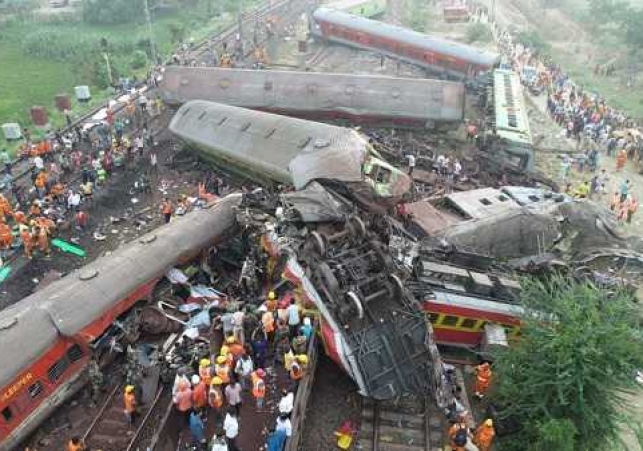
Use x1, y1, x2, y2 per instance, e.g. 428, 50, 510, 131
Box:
82, 0, 157, 25
623, 8, 643, 51
493, 277, 643, 451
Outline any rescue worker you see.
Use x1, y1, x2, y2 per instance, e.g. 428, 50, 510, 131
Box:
19, 225, 33, 259
215, 354, 231, 384
628, 195, 638, 224
289, 359, 303, 382
161, 197, 173, 224
35, 226, 50, 257
173, 378, 193, 426
284, 347, 295, 372
124, 385, 138, 426
13, 210, 26, 226
0, 220, 13, 256
198, 358, 212, 386
473, 419, 495, 451
67, 437, 86, 451
296, 354, 308, 374
474, 362, 492, 399
261, 305, 275, 342
448, 416, 469, 451
251, 368, 266, 410
0, 194, 12, 219
574, 181, 590, 199
616, 148, 627, 171
208, 376, 225, 417
191, 375, 208, 412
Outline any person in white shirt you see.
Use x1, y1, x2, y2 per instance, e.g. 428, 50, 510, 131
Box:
67, 190, 81, 212
287, 299, 300, 339
406, 153, 416, 176
223, 408, 240, 451
33, 155, 44, 171
275, 413, 292, 437
278, 390, 294, 416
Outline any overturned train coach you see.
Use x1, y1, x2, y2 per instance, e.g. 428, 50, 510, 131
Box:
160, 67, 465, 130
0, 197, 241, 451
169, 100, 412, 204
311, 7, 500, 80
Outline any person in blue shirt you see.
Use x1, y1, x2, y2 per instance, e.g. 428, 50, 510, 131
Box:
299, 317, 313, 342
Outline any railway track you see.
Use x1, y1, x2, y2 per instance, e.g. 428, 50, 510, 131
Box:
83, 381, 168, 451
359, 396, 444, 451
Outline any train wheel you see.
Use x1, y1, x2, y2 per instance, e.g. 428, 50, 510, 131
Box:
316, 261, 340, 299
346, 290, 364, 319
309, 230, 327, 257
348, 215, 366, 239
390, 274, 405, 300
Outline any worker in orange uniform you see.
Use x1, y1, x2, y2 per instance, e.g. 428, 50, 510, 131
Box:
474, 362, 492, 399
289, 359, 303, 382
208, 376, 224, 419
227, 336, 245, 358
251, 368, 266, 410
627, 195, 638, 224
199, 358, 213, 386
191, 375, 208, 412
67, 436, 86, 451
160, 197, 173, 224
35, 226, 50, 257
448, 415, 469, 451
19, 225, 33, 259
0, 194, 12, 220
261, 305, 275, 342
0, 220, 13, 256
173, 379, 193, 426
215, 355, 231, 385
473, 419, 496, 451
13, 210, 26, 226
616, 148, 627, 171
124, 385, 138, 426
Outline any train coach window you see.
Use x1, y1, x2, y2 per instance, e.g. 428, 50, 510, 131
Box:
48, 356, 70, 383
28, 381, 44, 399
441, 315, 459, 327
460, 318, 478, 330
1, 407, 12, 422
427, 312, 439, 324
67, 344, 84, 363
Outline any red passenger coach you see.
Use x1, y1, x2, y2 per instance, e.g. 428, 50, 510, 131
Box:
311, 7, 500, 80
0, 196, 240, 451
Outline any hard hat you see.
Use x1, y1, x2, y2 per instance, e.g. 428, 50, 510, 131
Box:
256, 369, 266, 379
297, 355, 308, 364
212, 376, 223, 385
191, 375, 200, 385
200, 358, 211, 367
216, 355, 227, 364
125, 385, 135, 393
268, 291, 276, 300
485, 419, 493, 427
226, 336, 236, 344
220, 346, 229, 356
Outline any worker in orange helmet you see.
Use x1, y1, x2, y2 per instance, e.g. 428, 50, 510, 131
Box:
123, 385, 138, 426
474, 419, 496, 451
173, 379, 193, 426
474, 362, 492, 399
289, 359, 303, 382
251, 368, 266, 410
0, 194, 12, 219
67, 436, 86, 451
13, 210, 27, 226
19, 225, 33, 259
191, 374, 208, 412
448, 415, 469, 451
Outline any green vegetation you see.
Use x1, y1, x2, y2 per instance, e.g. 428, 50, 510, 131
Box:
404, 0, 432, 32
516, 30, 551, 54
0, 0, 252, 153
466, 23, 492, 44
493, 277, 643, 451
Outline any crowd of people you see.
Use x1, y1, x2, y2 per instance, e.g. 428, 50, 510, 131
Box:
0, 93, 173, 262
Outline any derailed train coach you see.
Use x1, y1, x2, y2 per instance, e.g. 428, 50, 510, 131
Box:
160, 67, 465, 130
311, 7, 500, 81
0, 197, 241, 451
169, 100, 412, 205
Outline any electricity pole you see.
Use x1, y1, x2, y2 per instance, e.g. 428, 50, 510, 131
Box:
238, 0, 243, 41
144, 0, 157, 61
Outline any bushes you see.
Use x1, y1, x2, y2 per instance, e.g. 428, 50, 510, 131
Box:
82, 0, 151, 25
130, 50, 148, 69
22, 29, 134, 61
466, 23, 492, 43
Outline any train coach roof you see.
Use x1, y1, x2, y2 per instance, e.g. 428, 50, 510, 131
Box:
0, 306, 59, 389
170, 100, 366, 189
23, 197, 239, 337
313, 7, 500, 67
0, 196, 240, 389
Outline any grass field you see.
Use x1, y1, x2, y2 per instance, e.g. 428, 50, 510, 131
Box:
0, 3, 245, 153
